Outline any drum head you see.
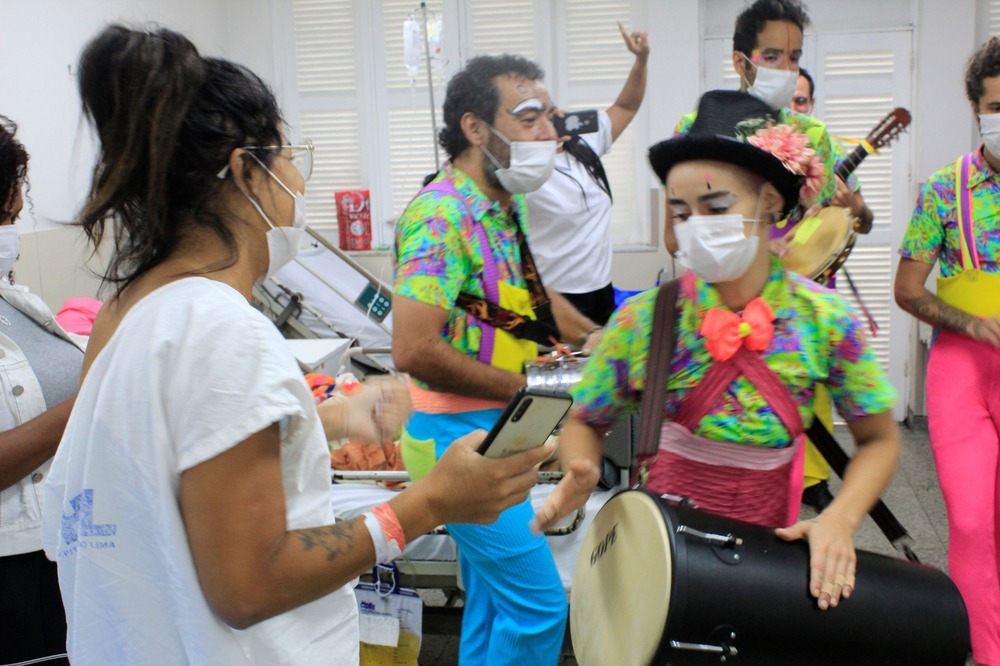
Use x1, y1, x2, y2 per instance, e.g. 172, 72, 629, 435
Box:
571, 491, 672, 666
781, 208, 852, 278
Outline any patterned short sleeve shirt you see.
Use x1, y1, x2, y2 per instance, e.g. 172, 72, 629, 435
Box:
899, 146, 1000, 278
393, 164, 529, 358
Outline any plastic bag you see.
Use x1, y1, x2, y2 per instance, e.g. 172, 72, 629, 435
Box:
355, 564, 422, 665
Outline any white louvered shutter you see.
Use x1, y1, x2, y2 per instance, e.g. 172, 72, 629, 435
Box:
292, 0, 363, 236
986, 0, 1000, 36
702, 38, 741, 93
468, 0, 536, 60
813, 31, 912, 421
560, 0, 649, 246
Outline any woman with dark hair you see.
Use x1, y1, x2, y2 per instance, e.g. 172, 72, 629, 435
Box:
42, 24, 550, 664
0, 115, 81, 665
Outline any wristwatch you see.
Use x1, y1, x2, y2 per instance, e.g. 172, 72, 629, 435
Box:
579, 326, 603, 347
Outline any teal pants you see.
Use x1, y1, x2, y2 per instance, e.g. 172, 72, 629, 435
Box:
402, 409, 567, 666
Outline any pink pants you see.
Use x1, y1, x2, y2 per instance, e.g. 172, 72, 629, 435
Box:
928, 331, 1000, 665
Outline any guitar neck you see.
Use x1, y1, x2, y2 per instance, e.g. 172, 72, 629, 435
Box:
834, 143, 870, 182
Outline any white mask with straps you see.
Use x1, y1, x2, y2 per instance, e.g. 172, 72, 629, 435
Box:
980, 113, 1000, 158
0, 225, 18, 278
744, 56, 798, 111
243, 153, 308, 279
673, 192, 766, 283
675, 215, 761, 283
482, 125, 557, 194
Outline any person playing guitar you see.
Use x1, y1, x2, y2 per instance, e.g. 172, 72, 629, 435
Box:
788, 67, 874, 239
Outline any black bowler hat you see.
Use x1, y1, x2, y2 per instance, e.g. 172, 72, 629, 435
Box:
648, 90, 806, 218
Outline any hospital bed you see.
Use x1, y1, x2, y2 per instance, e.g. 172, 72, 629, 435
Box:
326, 417, 637, 597
253, 227, 395, 376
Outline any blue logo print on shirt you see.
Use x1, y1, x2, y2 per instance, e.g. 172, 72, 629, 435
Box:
59, 489, 117, 556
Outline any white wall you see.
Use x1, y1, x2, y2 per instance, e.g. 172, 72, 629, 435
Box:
0, 0, 274, 307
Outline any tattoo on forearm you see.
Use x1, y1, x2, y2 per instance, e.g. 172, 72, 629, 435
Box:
904, 294, 974, 334
297, 520, 356, 563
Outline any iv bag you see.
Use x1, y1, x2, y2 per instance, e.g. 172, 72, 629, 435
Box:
426, 14, 444, 74
403, 17, 421, 81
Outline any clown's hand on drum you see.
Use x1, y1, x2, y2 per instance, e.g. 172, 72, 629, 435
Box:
775, 409, 900, 612
776, 511, 858, 611
531, 418, 603, 535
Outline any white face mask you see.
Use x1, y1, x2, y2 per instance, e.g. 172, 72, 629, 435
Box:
980, 113, 1000, 158
244, 154, 308, 278
0, 225, 18, 278
483, 126, 557, 194
674, 214, 762, 284
744, 58, 798, 111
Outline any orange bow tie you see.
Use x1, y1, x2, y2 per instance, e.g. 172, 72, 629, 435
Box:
700, 297, 776, 362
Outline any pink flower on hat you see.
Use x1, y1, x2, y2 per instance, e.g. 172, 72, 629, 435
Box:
746, 124, 825, 205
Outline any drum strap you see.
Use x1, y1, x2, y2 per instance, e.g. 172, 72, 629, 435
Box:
637, 279, 680, 458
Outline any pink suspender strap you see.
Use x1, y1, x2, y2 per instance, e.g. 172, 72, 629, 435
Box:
420, 181, 499, 365
956, 153, 981, 271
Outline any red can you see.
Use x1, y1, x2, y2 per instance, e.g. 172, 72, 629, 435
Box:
335, 190, 372, 251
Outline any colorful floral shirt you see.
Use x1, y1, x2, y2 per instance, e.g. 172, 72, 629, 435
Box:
570, 257, 896, 447
899, 146, 1000, 278
394, 163, 529, 361
673, 108, 839, 230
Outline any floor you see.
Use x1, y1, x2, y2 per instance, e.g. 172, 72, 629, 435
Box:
413, 422, 965, 665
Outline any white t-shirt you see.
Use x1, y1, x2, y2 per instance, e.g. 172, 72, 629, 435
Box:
42, 278, 359, 665
526, 110, 614, 294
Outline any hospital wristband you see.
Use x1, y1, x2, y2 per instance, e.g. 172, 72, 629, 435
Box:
362, 511, 389, 564
363, 503, 405, 564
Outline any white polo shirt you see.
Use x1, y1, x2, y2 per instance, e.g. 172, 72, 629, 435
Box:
526, 110, 614, 294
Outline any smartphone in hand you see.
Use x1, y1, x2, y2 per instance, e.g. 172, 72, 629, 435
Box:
477, 387, 573, 458
554, 109, 599, 137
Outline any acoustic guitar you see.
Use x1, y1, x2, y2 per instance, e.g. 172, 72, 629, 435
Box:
781, 107, 912, 284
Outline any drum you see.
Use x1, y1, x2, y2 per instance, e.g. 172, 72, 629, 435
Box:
525, 354, 587, 392
571, 490, 970, 665
780, 207, 857, 285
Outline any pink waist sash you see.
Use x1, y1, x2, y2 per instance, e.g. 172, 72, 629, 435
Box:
636, 422, 806, 528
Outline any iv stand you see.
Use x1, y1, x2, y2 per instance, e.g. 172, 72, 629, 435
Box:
418, 1, 441, 170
